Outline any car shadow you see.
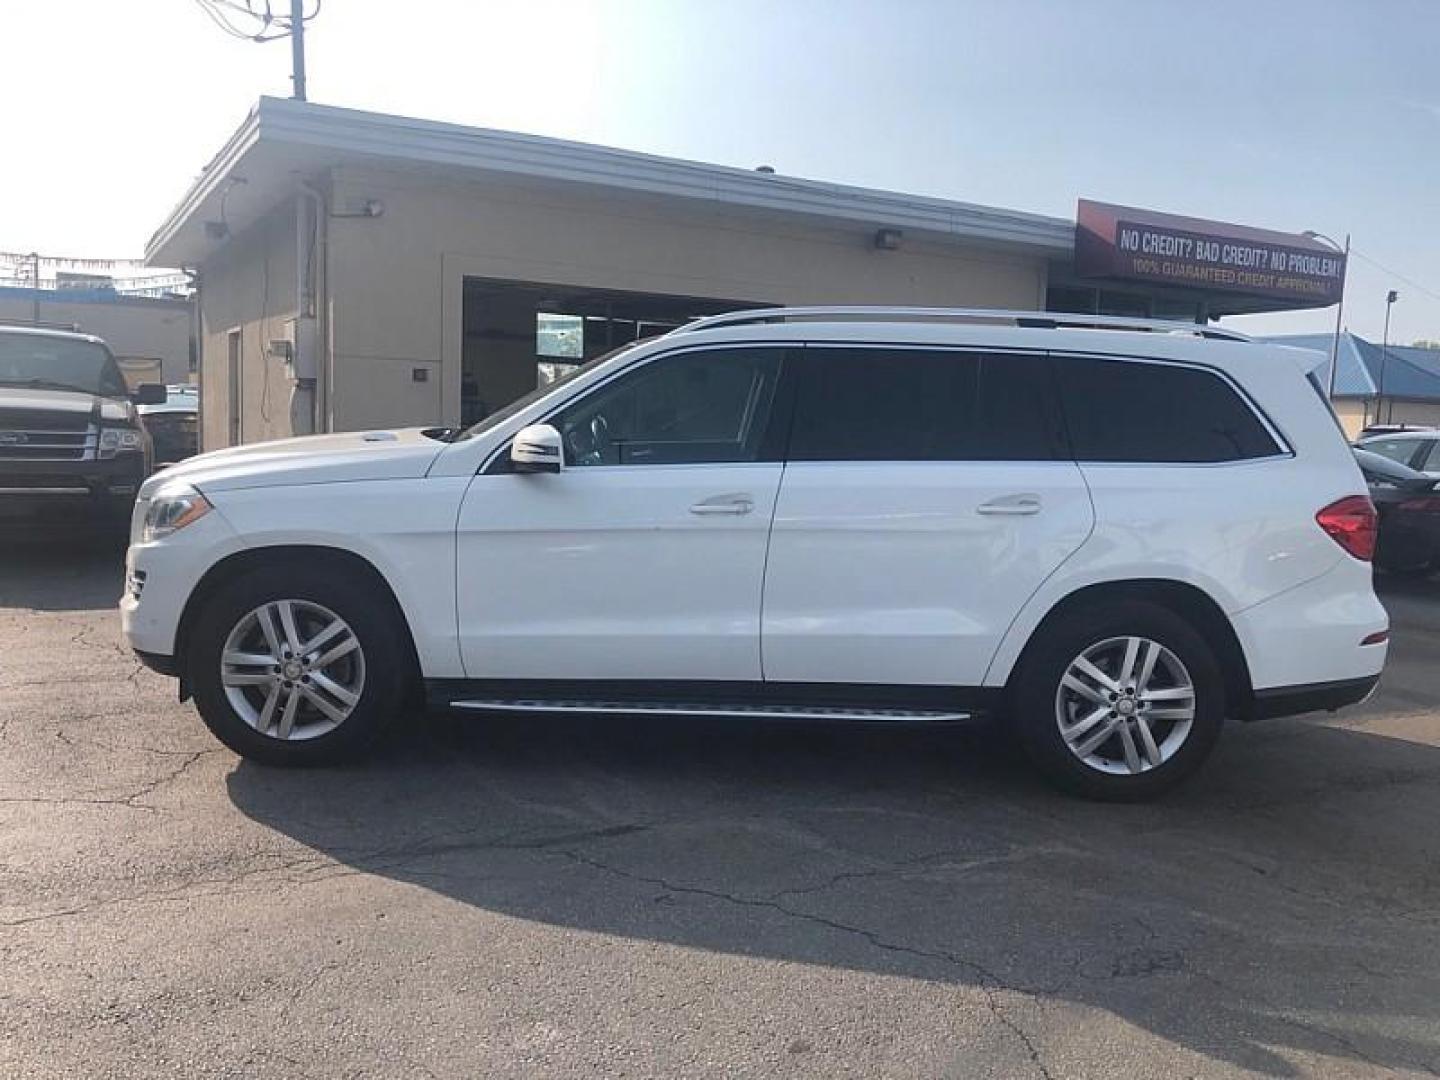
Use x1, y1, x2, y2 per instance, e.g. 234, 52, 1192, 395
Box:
227, 704, 1440, 1076
0, 529, 127, 612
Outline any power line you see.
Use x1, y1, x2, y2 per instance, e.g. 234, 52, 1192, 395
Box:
1349, 249, 1440, 305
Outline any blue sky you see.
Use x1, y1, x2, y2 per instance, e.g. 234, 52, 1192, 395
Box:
4, 0, 1436, 340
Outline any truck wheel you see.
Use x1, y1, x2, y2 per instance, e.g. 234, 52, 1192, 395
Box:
187, 563, 412, 765
1011, 600, 1225, 801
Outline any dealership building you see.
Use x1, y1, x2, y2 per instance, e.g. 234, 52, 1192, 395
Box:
147, 97, 1348, 450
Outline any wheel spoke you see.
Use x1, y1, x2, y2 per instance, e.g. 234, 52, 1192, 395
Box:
275, 600, 303, 655
299, 685, 348, 725
222, 671, 274, 687
1118, 722, 1142, 773
1072, 715, 1122, 759
1145, 706, 1195, 720
312, 635, 359, 670
276, 686, 301, 739
1140, 686, 1193, 703
256, 682, 281, 734
255, 605, 283, 657
224, 650, 277, 669
1072, 656, 1120, 693
1061, 703, 1112, 744
1135, 714, 1163, 768
1062, 672, 1110, 705
1118, 637, 1142, 686
308, 670, 359, 707
1134, 640, 1160, 694
301, 617, 346, 657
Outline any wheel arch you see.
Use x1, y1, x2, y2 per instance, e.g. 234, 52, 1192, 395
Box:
174, 544, 422, 699
999, 579, 1254, 716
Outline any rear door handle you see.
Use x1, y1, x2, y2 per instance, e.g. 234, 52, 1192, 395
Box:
690, 494, 754, 516
977, 494, 1042, 516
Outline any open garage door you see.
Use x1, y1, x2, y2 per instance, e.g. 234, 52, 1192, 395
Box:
461, 278, 766, 427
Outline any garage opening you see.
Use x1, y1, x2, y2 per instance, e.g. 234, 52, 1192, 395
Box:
461, 278, 765, 426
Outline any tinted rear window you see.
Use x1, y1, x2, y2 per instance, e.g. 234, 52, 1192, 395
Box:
788, 348, 1064, 462
1055, 356, 1280, 463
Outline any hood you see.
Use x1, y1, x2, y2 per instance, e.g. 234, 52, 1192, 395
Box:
0, 387, 99, 415
141, 428, 449, 496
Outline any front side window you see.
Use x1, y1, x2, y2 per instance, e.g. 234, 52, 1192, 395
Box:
1055, 356, 1281, 463
787, 348, 1064, 462
1417, 440, 1440, 472
557, 347, 782, 466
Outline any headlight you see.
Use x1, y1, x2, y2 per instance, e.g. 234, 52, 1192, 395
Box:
99, 427, 144, 459
140, 485, 213, 543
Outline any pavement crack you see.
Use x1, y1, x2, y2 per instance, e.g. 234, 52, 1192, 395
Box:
560, 847, 1058, 1080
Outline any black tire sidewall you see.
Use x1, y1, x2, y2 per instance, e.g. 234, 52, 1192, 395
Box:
1012, 600, 1225, 801
188, 564, 410, 765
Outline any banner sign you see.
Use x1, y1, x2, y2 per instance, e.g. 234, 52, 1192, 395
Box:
1076, 199, 1345, 306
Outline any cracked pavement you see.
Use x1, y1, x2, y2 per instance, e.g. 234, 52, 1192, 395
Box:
3, 536, 1440, 1078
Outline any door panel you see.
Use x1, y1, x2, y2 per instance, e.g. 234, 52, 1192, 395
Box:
457, 464, 782, 680
456, 345, 790, 682
760, 345, 1092, 687
761, 460, 1092, 685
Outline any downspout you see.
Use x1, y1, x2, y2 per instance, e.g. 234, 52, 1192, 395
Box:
293, 181, 328, 435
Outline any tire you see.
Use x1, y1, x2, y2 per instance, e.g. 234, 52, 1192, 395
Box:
188, 562, 413, 765
1010, 599, 1225, 801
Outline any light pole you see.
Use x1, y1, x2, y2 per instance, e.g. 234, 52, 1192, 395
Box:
1302, 230, 1350, 398
1379, 289, 1399, 425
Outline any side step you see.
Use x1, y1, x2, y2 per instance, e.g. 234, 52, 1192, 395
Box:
446, 699, 972, 723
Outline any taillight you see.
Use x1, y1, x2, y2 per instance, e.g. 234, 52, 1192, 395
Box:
1316, 496, 1378, 561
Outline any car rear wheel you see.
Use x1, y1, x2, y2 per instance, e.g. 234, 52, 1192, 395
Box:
1012, 600, 1225, 800
188, 564, 411, 765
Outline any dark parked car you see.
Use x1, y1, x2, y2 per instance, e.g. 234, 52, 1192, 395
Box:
138, 384, 198, 466
1354, 447, 1440, 576
0, 325, 165, 528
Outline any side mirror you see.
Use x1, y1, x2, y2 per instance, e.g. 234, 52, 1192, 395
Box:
132, 383, 167, 406
511, 423, 563, 473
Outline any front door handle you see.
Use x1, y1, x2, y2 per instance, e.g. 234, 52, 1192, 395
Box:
977, 494, 1042, 516
690, 494, 755, 516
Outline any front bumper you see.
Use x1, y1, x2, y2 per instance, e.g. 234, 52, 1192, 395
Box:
0, 452, 147, 517
121, 504, 246, 663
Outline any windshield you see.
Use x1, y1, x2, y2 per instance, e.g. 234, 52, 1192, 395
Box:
0, 333, 129, 397
454, 342, 641, 442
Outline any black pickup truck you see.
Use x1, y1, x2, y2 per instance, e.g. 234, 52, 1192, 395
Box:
0, 325, 166, 529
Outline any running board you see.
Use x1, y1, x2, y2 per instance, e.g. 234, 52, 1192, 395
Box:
446, 699, 972, 723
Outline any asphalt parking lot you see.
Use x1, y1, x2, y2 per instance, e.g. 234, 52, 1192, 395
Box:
2, 538, 1439, 1079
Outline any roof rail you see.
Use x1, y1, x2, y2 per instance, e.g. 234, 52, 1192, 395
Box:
671, 306, 1252, 342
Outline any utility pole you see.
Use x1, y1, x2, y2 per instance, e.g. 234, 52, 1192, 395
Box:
1327, 234, 1350, 398
290, 0, 307, 101
30, 252, 40, 323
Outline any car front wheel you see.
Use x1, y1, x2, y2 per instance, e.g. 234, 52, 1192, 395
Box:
188, 563, 411, 765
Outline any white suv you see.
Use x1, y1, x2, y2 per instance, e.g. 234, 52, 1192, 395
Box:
121, 308, 1388, 799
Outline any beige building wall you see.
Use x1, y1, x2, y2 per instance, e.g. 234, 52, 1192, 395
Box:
323, 165, 1050, 432
198, 200, 300, 450
0, 293, 192, 385
1333, 398, 1440, 438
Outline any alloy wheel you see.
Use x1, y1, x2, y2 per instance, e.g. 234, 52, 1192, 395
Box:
220, 599, 366, 741
1054, 635, 1195, 776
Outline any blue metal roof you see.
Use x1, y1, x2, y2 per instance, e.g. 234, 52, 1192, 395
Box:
1264, 332, 1440, 401
1264, 332, 1376, 396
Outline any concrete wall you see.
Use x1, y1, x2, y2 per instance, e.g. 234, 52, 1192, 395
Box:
325, 165, 1049, 431
0, 292, 192, 385
198, 199, 300, 449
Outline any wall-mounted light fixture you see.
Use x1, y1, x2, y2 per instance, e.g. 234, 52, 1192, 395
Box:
873, 228, 903, 251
